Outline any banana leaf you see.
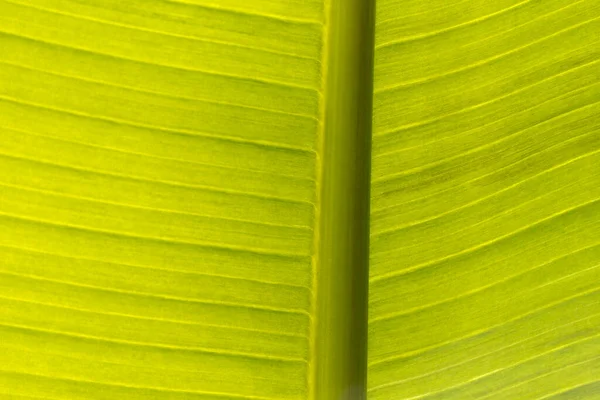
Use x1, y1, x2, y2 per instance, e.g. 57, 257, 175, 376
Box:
0, 0, 598, 399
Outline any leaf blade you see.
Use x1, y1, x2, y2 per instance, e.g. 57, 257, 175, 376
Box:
369, 0, 600, 398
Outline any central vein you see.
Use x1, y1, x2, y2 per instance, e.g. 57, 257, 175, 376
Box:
310, 0, 376, 399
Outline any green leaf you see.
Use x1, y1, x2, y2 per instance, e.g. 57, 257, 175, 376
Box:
0, 0, 329, 399
368, 0, 600, 398
1, 0, 599, 399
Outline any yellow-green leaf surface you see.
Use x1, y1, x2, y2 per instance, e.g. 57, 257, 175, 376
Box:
2, 0, 600, 399
0, 0, 334, 398
369, 1, 600, 399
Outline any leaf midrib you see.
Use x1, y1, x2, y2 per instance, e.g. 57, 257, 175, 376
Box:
309, 0, 376, 399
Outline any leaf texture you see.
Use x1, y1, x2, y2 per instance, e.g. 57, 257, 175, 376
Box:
369, 0, 600, 398
0, 0, 326, 398
2, 0, 600, 398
